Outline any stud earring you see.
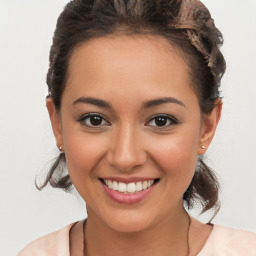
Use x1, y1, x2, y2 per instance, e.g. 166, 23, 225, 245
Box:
201, 145, 206, 149
59, 145, 63, 152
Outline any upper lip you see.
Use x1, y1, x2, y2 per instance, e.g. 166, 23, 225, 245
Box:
99, 177, 159, 183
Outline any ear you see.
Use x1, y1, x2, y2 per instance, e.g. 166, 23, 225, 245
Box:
198, 99, 222, 155
46, 98, 64, 151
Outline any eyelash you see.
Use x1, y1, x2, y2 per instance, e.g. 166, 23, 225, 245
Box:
78, 113, 110, 128
145, 114, 179, 128
77, 113, 179, 128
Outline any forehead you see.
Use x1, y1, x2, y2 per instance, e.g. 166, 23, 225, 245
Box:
69, 35, 188, 77
64, 35, 197, 107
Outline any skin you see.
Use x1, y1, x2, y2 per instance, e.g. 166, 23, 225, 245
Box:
47, 36, 222, 256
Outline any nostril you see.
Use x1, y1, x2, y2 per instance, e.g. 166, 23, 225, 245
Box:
106, 139, 147, 172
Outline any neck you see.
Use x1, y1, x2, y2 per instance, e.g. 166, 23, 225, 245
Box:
84, 206, 190, 256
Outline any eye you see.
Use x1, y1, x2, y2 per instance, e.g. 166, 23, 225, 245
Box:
78, 113, 110, 127
146, 114, 178, 128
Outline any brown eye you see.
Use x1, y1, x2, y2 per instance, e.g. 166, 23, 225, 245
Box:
78, 114, 109, 127
154, 117, 168, 127
89, 116, 103, 126
146, 114, 178, 128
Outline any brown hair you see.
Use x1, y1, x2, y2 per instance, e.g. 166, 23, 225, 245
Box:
38, 0, 226, 214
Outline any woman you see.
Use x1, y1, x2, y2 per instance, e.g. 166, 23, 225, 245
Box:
18, 0, 256, 255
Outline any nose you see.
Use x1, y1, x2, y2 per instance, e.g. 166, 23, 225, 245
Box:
106, 125, 147, 172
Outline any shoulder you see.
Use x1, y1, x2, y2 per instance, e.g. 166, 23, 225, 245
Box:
199, 224, 256, 255
17, 222, 77, 256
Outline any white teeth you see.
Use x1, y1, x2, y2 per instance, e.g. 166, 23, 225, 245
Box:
127, 183, 136, 193
112, 181, 118, 190
135, 182, 143, 192
104, 179, 155, 194
142, 181, 148, 190
118, 182, 127, 192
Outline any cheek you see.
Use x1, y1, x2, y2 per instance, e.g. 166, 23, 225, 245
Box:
148, 128, 200, 186
62, 128, 107, 182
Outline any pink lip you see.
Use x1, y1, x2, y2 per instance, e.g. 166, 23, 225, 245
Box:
101, 181, 156, 204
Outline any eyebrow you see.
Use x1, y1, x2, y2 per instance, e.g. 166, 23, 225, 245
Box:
72, 96, 185, 109
143, 97, 186, 108
72, 97, 112, 108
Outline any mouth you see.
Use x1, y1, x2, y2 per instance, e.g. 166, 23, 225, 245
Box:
99, 178, 160, 203
99, 178, 160, 194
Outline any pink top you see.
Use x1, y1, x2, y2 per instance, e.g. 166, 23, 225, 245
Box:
18, 223, 256, 255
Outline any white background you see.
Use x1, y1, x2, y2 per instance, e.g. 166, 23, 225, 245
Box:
0, 0, 256, 255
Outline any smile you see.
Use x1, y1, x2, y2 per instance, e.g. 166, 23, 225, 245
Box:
99, 178, 160, 204
103, 179, 155, 194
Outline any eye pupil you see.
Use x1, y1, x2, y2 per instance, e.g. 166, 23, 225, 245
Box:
90, 116, 102, 126
155, 117, 167, 126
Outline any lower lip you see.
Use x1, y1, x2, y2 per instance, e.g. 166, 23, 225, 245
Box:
102, 182, 156, 204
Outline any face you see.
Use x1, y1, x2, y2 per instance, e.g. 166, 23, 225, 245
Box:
48, 36, 220, 232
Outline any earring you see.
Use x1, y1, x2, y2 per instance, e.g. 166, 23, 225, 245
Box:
201, 145, 206, 149
59, 145, 63, 152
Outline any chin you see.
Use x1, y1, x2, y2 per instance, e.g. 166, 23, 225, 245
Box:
100, 210, 157, 233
